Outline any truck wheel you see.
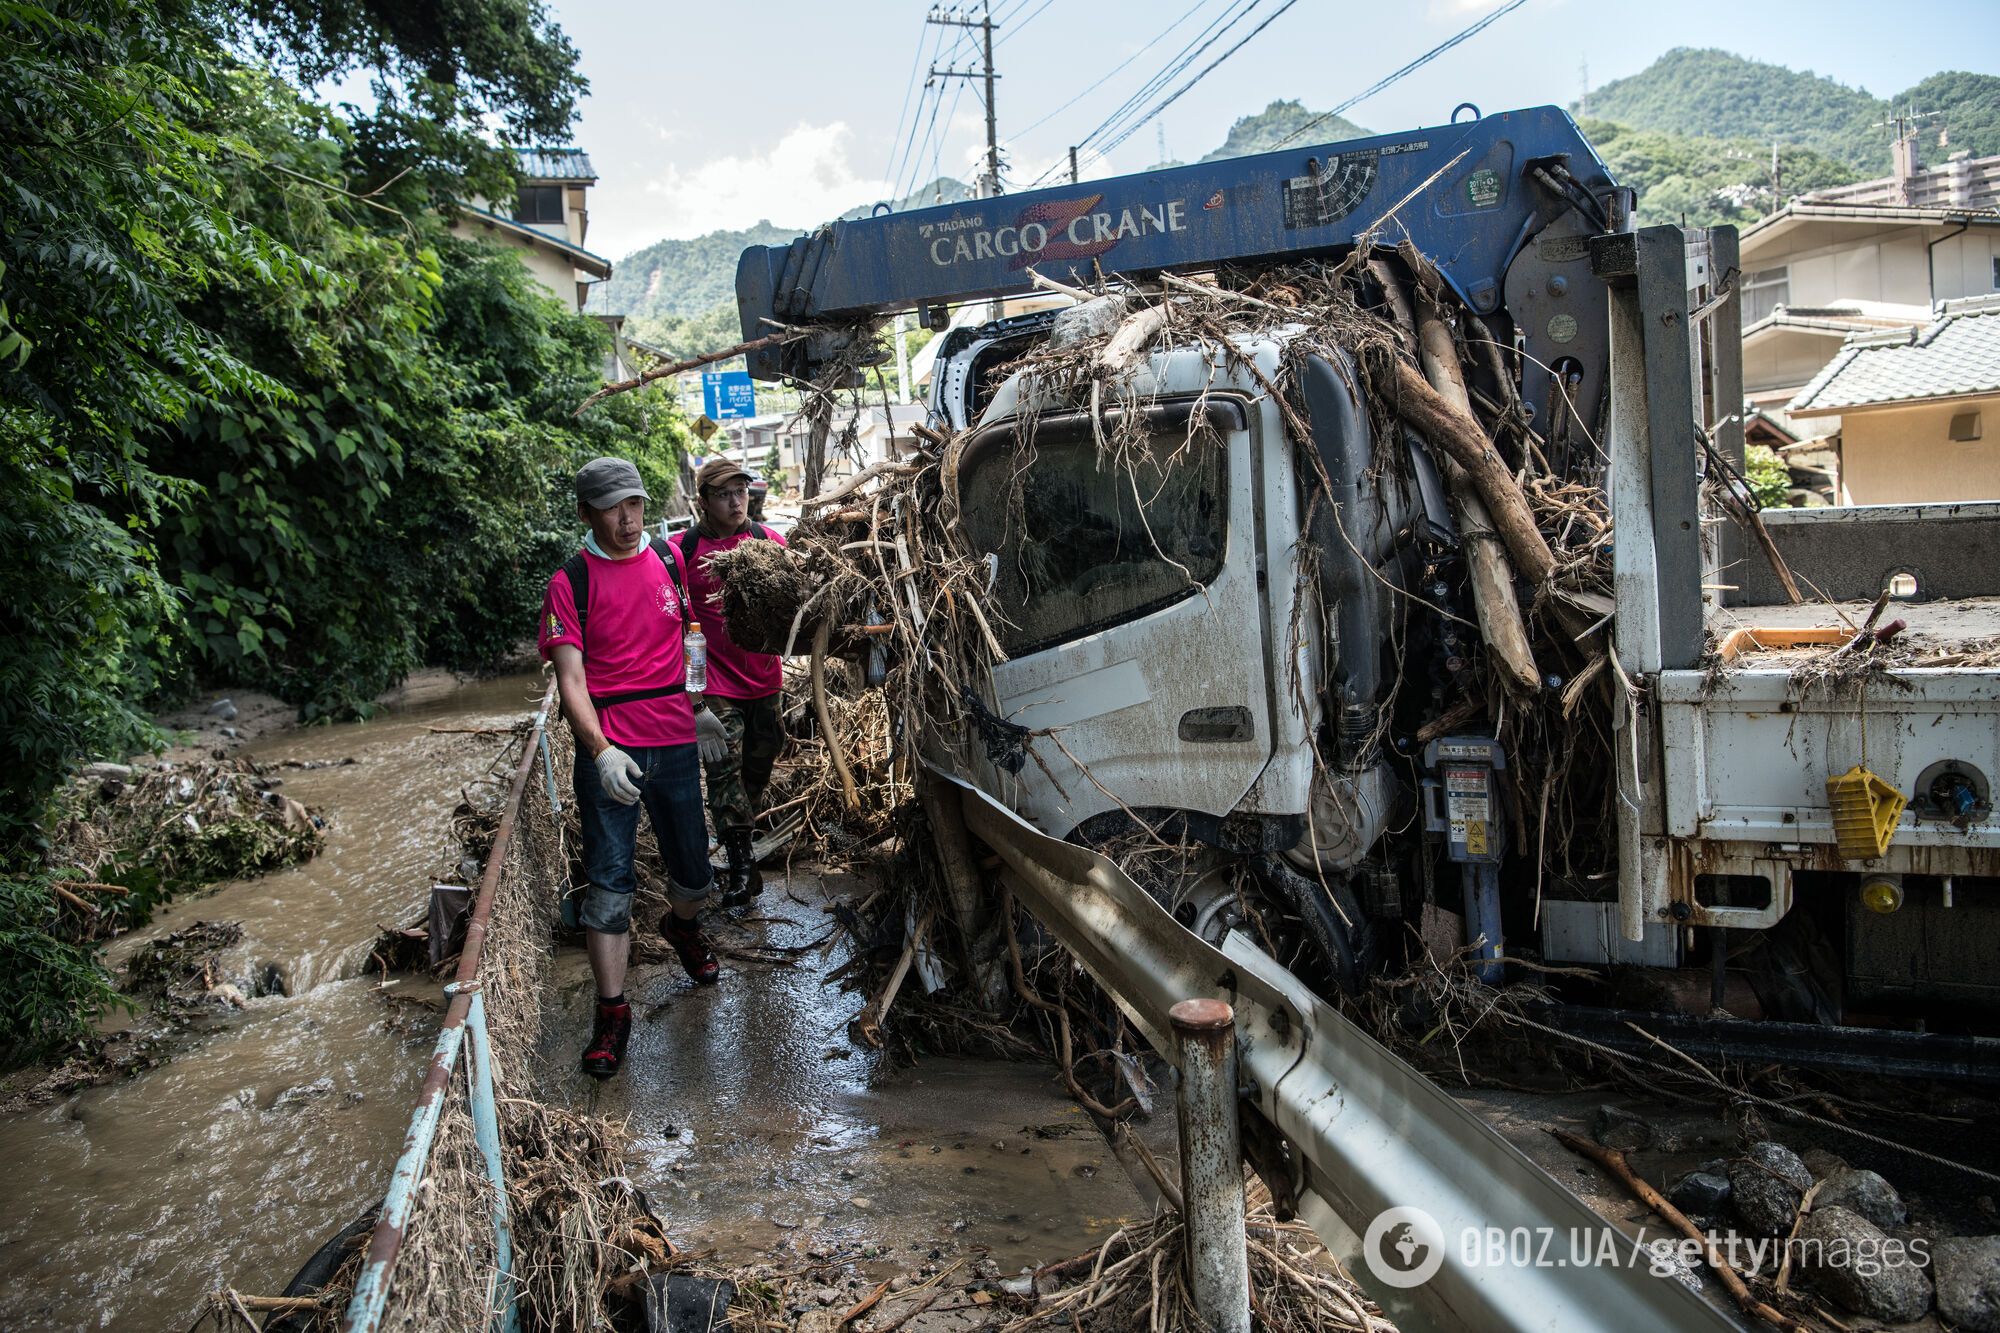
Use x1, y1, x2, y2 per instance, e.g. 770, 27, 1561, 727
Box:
1251, 856, 1376, 997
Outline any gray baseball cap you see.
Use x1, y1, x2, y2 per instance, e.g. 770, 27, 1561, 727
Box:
575, 456, 649, 509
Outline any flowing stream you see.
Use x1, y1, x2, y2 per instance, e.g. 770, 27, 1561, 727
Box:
0, 672, 546, 1331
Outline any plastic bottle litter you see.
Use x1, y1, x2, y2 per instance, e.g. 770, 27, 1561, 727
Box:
685, 622, 707, 695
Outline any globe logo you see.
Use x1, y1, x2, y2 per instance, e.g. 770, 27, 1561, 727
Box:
1363, 1205, 1446, 1288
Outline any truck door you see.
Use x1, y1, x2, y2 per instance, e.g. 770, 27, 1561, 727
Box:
953, 392, 1281, 839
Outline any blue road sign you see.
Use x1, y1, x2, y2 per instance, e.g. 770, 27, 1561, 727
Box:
702, 370, 757, 421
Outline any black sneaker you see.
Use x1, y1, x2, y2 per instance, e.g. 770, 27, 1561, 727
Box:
661, 914, 720, 985
581, 998, 631, 1078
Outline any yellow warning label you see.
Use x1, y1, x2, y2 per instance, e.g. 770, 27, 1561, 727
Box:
1466, 821, 1488, 856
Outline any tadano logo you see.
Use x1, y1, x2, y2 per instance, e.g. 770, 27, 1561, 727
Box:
1362, 1206, 1446, 1288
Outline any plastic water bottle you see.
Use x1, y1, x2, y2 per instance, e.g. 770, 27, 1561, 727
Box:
684, 622, 707, 695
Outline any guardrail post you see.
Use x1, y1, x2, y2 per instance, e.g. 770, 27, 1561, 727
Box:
537, 718, 561, 815
461, 986, 521, 1333
1170, 998, 1250, 1333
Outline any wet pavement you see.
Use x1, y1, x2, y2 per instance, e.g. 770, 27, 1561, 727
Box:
540, 868, 1153, 1281
0, 672, 545, 1331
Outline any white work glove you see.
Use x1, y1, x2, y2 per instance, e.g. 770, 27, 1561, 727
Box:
594, 746, 644, 805
695, 707, 729, 764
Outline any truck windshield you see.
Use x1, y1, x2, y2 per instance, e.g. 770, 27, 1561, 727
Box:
957, 400, 1237, 656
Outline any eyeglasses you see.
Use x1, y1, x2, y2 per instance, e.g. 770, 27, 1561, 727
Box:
704, 484, 750, 500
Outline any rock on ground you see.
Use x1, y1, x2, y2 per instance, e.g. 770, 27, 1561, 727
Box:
1816, 1167, 1907, 1230
1592, 1104, 1653, 1151
1935, 1236, 2000, 1332
1798, 1206, 1934, 1323
1729, 1141, 1814, 1236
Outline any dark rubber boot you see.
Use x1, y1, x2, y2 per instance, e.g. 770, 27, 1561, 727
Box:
719, 828, 757, 909
661, 914, 720, 984
580, 998, 631, 1079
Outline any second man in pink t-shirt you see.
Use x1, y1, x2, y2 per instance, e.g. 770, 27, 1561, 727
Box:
681, 456, 789, 908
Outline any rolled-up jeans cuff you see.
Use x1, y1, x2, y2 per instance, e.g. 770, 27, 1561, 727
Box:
580, 883, 634, 934
668, 872, 713, 905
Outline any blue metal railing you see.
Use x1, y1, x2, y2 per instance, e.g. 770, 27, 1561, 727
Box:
343, 681, 556, 1333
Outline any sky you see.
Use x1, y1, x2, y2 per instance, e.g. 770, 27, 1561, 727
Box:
524, 0, 2000, 260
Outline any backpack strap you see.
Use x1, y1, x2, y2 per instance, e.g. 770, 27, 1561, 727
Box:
648, 534, 688, 613
563, 539, 692, 713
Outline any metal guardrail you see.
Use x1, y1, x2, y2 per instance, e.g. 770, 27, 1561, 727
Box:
936, 767, 1738, 1333
342, 682, 556, 1333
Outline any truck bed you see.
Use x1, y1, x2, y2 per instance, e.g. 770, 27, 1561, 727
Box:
1705, 596, 2000, 670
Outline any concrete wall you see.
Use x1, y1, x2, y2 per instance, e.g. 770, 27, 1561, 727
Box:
1740, 500, 2000, 605
1841, 396, 2000, 505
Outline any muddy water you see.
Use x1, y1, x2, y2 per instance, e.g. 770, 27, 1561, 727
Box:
0, 672, 546, 1331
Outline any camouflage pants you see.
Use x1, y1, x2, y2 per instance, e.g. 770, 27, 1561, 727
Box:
701, 693, 784, 836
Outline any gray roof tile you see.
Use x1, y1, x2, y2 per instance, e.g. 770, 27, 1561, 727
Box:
1788, 300, 2000, 413
516, 147, 596, 181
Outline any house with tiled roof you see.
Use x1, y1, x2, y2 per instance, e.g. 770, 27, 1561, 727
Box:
1787, 296, 2000, 504
448, 147, 613, 314
1739, 203, 2000, 439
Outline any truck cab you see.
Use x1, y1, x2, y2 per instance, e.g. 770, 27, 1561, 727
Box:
735, 109, 2000, 1053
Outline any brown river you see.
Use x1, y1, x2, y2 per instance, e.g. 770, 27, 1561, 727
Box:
0, 672, 548, 1331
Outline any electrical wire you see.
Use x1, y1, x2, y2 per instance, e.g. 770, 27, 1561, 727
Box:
881, 23, 931, 183
1074, 0, 1256, 161
1011, 0, 1209, 143
1272, 0, 1529, 150
1096, 0, 1301, 154
1025, 0, 1257, 186
994, 0, 1055, 46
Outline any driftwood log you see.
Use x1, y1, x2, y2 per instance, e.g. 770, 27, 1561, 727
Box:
1405, 305, 1544, 693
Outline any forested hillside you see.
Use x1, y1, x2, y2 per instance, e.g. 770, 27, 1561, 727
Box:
1198, 99, 1368, 161
1582, 118, 1861, 228
597, 220, 800, 323
1583, 48, 2000, 172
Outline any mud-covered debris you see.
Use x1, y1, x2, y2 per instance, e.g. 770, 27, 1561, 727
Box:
124, 920, 245, 1005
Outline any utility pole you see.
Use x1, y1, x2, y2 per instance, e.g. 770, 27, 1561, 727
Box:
927, 3, 1001, 198
1068, 145, 1079, 184
1578, 58, 1589, 118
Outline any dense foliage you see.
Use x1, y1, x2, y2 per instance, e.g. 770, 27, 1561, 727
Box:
1581, 118, 1861, 229
1582, 48, 2000, 173
1744, 444, 1793, 510
0, 0, 689, 1061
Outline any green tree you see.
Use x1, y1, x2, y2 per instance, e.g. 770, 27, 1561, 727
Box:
1745, 444, 1792, 509
227, 0, 588, 202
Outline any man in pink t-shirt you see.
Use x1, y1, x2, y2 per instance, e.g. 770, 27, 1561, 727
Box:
540, 457, 719, 1080
680, 456, 789, 908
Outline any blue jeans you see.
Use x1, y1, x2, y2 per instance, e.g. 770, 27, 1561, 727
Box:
573, 743, 714, 934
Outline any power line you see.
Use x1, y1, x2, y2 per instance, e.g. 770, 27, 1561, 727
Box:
891, 18, 957, 199
1012, 0, 1210, 142
994, 0, 1055, 46
1078, 0, 1255, 159
1272, 0, 1530, 150
881, 24, 930, 183
1097, 0, 1301, 154
1027, 0, 1256, 186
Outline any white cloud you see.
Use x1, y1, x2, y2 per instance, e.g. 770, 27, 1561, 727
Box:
635, 122, 896, 240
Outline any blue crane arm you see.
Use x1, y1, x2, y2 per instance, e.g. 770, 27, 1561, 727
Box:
735, 106, 1626, 408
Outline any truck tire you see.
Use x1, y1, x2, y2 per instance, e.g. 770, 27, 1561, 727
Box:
1252, 855, 1376, 996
